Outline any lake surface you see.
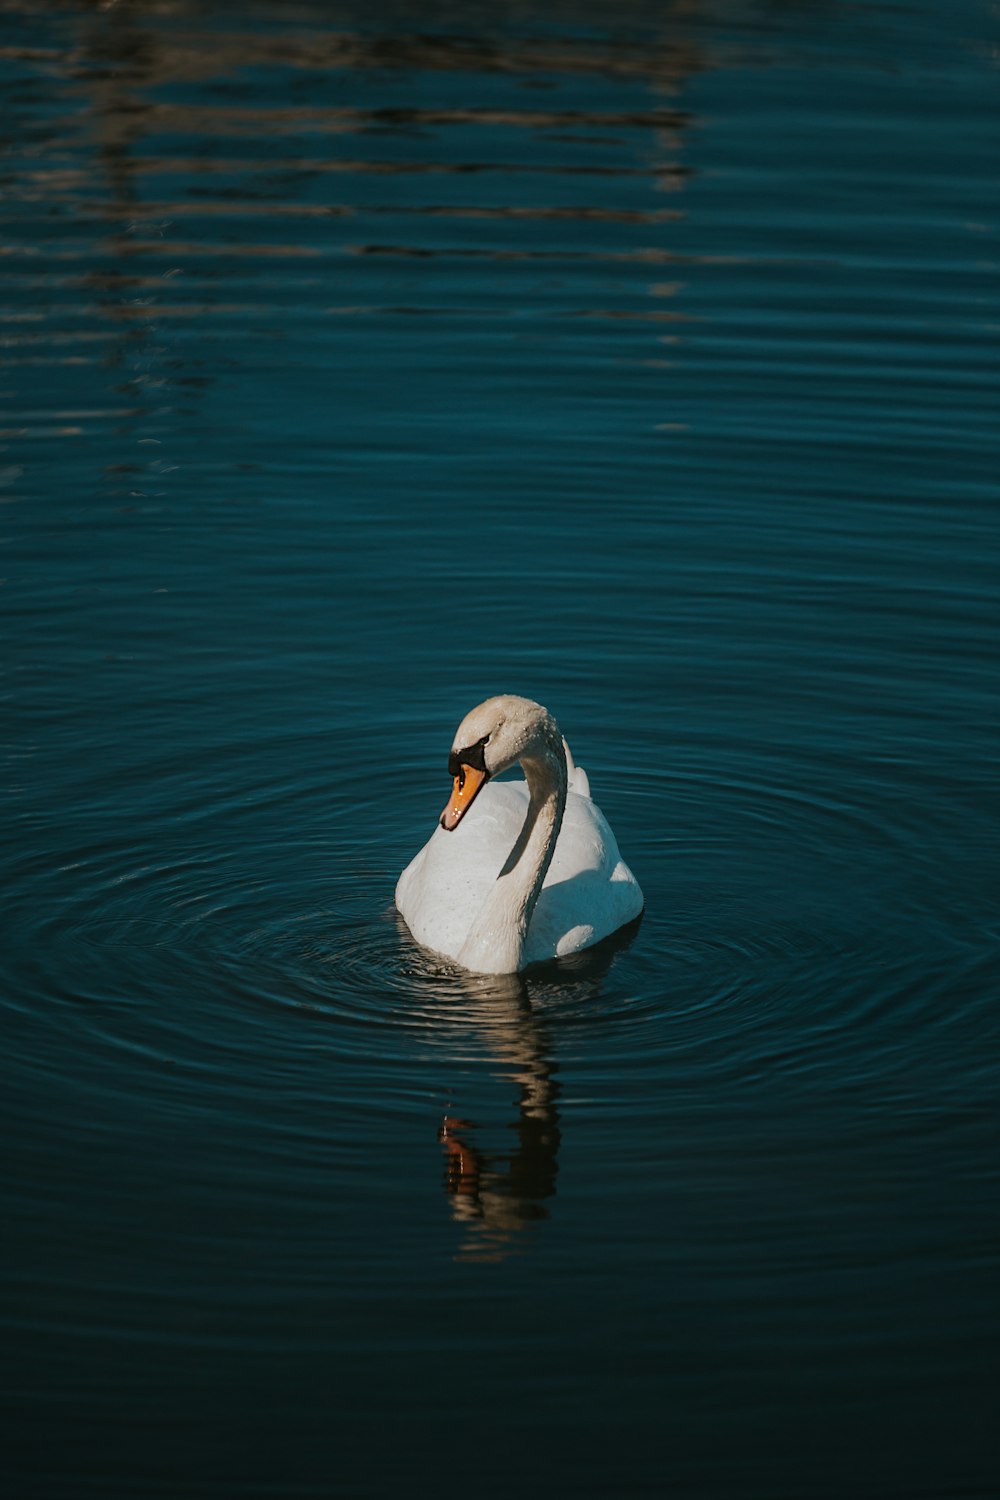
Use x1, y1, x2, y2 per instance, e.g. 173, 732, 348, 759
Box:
2, 1, 998, 1495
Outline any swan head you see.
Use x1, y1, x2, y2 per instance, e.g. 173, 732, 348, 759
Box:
441, 695, 559, 831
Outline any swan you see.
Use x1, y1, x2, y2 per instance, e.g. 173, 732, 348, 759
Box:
395, 695, 643, 975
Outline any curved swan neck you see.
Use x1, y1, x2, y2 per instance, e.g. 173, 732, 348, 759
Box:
457, 724, 567, 975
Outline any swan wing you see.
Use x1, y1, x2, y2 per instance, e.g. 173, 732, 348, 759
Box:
562, 736, 591, 799
525, 789, 643, 963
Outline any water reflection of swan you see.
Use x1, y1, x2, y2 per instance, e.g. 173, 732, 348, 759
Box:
396, 696, 643, 975
438, 973, 560, 1263
410, 926, 640, 1262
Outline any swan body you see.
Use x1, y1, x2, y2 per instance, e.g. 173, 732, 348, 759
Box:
395, 696, 643, 975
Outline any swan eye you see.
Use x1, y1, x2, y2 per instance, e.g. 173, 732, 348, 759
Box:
448, 738, 488, 780
477, 734, 490, 747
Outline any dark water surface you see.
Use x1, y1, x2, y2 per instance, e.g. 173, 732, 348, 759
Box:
3, 1, 999, 1495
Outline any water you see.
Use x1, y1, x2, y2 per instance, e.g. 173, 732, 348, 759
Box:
2, 1, 999, 1494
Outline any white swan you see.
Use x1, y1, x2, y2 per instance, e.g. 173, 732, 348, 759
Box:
395, 695, 643, 975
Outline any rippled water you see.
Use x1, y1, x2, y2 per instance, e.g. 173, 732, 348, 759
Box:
3, 1, 999, 1495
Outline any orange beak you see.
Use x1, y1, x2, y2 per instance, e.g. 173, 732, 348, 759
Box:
441, 763, 489, 830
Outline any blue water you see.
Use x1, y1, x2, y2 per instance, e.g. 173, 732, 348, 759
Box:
2, 1, 999, 1495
